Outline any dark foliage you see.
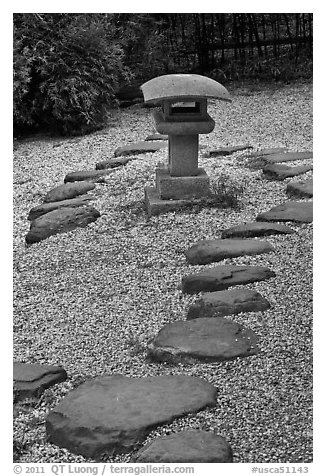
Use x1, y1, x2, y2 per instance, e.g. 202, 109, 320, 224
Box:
13, 14, 131, 135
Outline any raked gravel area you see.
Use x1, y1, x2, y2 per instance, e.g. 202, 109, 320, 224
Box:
13, 81, 313, 463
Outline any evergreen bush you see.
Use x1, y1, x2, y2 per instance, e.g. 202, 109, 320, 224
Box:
13, 14, 131, 135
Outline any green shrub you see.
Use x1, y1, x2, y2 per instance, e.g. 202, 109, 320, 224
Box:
13, 14, 132, 135
13, 26, 34, 127
178, 174, 245, 215
209, 173, 245, 209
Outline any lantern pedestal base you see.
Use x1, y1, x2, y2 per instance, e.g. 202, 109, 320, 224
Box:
144, 186, 212, 217
156, 167, 210, 200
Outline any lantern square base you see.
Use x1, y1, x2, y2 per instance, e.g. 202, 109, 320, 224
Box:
145, 187, 194, 217
145, 186, 213, 217
156, 167, 211, 200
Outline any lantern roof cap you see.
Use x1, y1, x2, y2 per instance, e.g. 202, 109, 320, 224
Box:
141, 74, 231, 104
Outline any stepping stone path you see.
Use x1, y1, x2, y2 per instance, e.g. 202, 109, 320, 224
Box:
145, 134, 168, 141
14, 362, 67, 402
262, 150, 313, 164
43, 182, 95, 203
221, 221, 295, 238
64, 169, 115, 183
182, 265, 276, 294
262, 163, 313, 180
46, 375, 216, 459
20, 142, 312, 459
95, 157, 135, 170
148, 317, 259, 363
114, 141, 167, 157
206, 144, 253, 157
185, 238, 274, 265
26, 206, 100, 244
28, 196, 93, 221
286, 179, 313, 198
24, 133, 173, 244
187, 288, 270, 319
132, 430, 233, 463
257, 201, 313, 223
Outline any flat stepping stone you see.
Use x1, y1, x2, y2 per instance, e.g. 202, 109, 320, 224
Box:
207, 144, 253, 157
14, 362, 67, 402
182, 265, 276, 294
28, 197, 92, 221
95, 157, 135, 170
187, 288, 270, 319
263, 150, 313, 164
251, 147, 288, 157
286, 179, 313, 198
145, 134, 168, 141
43, 182, 95, 203
46, 375, 216, 459
247, 150, 313, 169
257, 201, 313, 223
26, 206, 100, 244
148, 317, 259, 363
185, 238, 274, 265
263, 163, 313, 180
119, 98, 143, 108
64, 169, 115, 183
132, 430, 233, 463
221, 222, 295, 238
114, 141, 167, 157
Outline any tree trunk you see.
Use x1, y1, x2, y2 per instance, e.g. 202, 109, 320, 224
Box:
249, 13, 263, 57
283, 13, 293, 52
232, 13, 239, 60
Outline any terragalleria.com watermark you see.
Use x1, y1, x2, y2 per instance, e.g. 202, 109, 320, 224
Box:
51, 465, 194, 475
12, 464, 195, 476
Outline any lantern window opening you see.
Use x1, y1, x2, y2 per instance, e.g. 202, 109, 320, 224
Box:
170, 101, 200, 115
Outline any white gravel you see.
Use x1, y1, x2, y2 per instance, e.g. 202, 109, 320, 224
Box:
13, 81, 312, 463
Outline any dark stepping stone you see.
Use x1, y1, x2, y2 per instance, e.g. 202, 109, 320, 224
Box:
95, 157, 135, 170
182, 265, 276, 294
251, 147, 288, 157
114, 141, 167, 157
145, 134, 168, 141
116, 83, 143, 101
13, 362, 67, 402
221, 222, 295, 238
207, 144, 253, 157
26, 206, 100, 244
257, 201, 313, 223
119, 98, 143, 108
263, 150, 313, 164
43, 182, 95, 203
286, 179, 313, 198
148, 317, 259, 363
187, 288, 270, 319
263, 163, 312, 180
185, 238, 274, 265
64, 169, 115, 183
28, 197, 92, 221
132, 430, 233, 463
46, 375, 216, 460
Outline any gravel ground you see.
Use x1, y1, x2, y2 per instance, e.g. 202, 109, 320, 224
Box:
13, 81, 313, 463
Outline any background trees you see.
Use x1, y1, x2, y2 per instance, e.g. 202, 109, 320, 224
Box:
14, 13, 313, 136
124, 13, 312, 81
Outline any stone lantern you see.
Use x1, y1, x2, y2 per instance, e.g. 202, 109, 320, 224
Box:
141, 74, 231, 216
